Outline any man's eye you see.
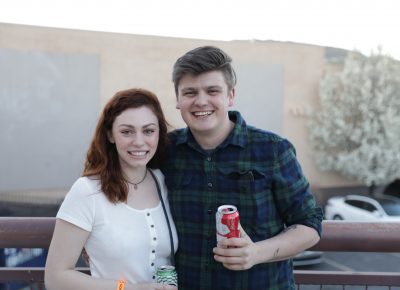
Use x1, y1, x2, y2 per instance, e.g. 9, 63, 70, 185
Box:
184, 91, 196, 96
209, 90, 219, 95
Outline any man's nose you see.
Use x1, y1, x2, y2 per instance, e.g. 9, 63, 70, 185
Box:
194, 91, 208, 105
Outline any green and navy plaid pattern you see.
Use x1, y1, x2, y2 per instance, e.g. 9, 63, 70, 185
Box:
162, 111, 323, 290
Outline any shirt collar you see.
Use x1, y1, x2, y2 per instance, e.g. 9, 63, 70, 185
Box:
176, 111, 248, 150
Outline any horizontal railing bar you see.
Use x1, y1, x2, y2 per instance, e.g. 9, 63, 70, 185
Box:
1, 218, 400, 252
294, 270, 400, 286
0, 267, 44, 282
0, 218, 400, 286
0, 267, 90, 282
310, 221, 400, 252
1, 267, 399, 286
0, 217, 55, 248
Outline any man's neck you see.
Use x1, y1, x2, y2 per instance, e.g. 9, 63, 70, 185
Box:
191, 120, 235, 150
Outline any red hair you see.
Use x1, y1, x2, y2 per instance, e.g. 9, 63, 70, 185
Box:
83, 88, 169, 203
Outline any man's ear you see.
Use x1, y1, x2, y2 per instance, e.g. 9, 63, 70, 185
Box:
228, 87, 235, 107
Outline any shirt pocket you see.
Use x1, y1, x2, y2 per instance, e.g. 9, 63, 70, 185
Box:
217, 167, 270, 195
216, 167, 275, 236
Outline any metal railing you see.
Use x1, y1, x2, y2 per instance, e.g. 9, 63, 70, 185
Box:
0, 218, 400, 288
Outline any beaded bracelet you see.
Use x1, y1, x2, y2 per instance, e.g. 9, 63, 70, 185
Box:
117, 279, 126, 290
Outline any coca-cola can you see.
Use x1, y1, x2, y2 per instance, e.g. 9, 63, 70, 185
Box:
216, 205, 240, 242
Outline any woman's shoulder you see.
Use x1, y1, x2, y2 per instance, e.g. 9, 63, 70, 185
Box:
68, 176, 102, 198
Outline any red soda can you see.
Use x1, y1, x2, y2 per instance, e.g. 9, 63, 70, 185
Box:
216, 205, 240, 242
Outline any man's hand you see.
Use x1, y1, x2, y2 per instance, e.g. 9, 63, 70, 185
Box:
212, 226, 259, 270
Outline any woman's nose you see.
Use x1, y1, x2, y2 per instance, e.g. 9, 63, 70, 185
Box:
131, 133, 144, 145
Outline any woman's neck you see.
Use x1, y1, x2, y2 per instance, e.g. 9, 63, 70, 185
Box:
122, 166, 148, 184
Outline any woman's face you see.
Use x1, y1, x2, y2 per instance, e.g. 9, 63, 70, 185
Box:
108, 106, 159, 170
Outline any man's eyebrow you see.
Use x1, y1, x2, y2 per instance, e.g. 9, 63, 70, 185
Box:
181, 87, 197, 92
207, 85, 222, 89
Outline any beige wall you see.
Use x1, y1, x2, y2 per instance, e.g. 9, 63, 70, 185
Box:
0, 22, 359, 189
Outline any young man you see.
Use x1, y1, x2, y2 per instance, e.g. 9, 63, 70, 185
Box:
162, 46, 323, 290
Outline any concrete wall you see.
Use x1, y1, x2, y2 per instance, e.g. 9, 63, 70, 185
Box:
0, 48, 99, 191
0, 22, 359, 196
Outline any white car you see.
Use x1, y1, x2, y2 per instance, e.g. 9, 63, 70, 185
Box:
325, 194, 400, 221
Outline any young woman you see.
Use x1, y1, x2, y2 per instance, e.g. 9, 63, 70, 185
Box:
45, 88, 178, 290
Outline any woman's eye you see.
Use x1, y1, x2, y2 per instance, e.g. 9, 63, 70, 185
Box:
121, 130, 132, 135
144, 129, 155, 135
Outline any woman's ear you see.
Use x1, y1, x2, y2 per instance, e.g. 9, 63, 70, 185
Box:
107, 131, 115, 143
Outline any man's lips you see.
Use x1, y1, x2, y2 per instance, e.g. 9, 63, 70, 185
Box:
192, 111, 213, 117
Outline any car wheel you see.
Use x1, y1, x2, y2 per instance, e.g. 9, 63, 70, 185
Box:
333, 215, 343, 220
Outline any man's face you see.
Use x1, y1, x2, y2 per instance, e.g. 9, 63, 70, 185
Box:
176, 70, 235, 136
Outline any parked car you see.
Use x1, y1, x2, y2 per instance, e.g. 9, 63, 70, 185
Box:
325, 194, 400, 221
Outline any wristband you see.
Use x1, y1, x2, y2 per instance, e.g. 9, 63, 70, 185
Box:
117, 279, 126, 290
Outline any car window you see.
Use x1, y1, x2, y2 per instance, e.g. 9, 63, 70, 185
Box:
382, 204, 400, 216
346, 200, 364, 209
377, 198, 400, 216
361, 201, 377, 212
346, 199, 377, 212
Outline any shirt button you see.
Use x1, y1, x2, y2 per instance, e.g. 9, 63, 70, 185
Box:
147, 213, 150, 216
153, 237, 157, 241
207, 157, 211, 161
151, 263, 154, 266
207, 182, 213, 188
152, 250, 155, 253
151, 224, 154, 228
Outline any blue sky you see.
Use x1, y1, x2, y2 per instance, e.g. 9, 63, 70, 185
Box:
1, 0, 399, 59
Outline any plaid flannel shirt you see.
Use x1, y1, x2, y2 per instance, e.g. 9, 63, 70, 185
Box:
162, 111, 323, 290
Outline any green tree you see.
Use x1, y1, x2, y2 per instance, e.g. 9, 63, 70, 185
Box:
308, 49, 400, 194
